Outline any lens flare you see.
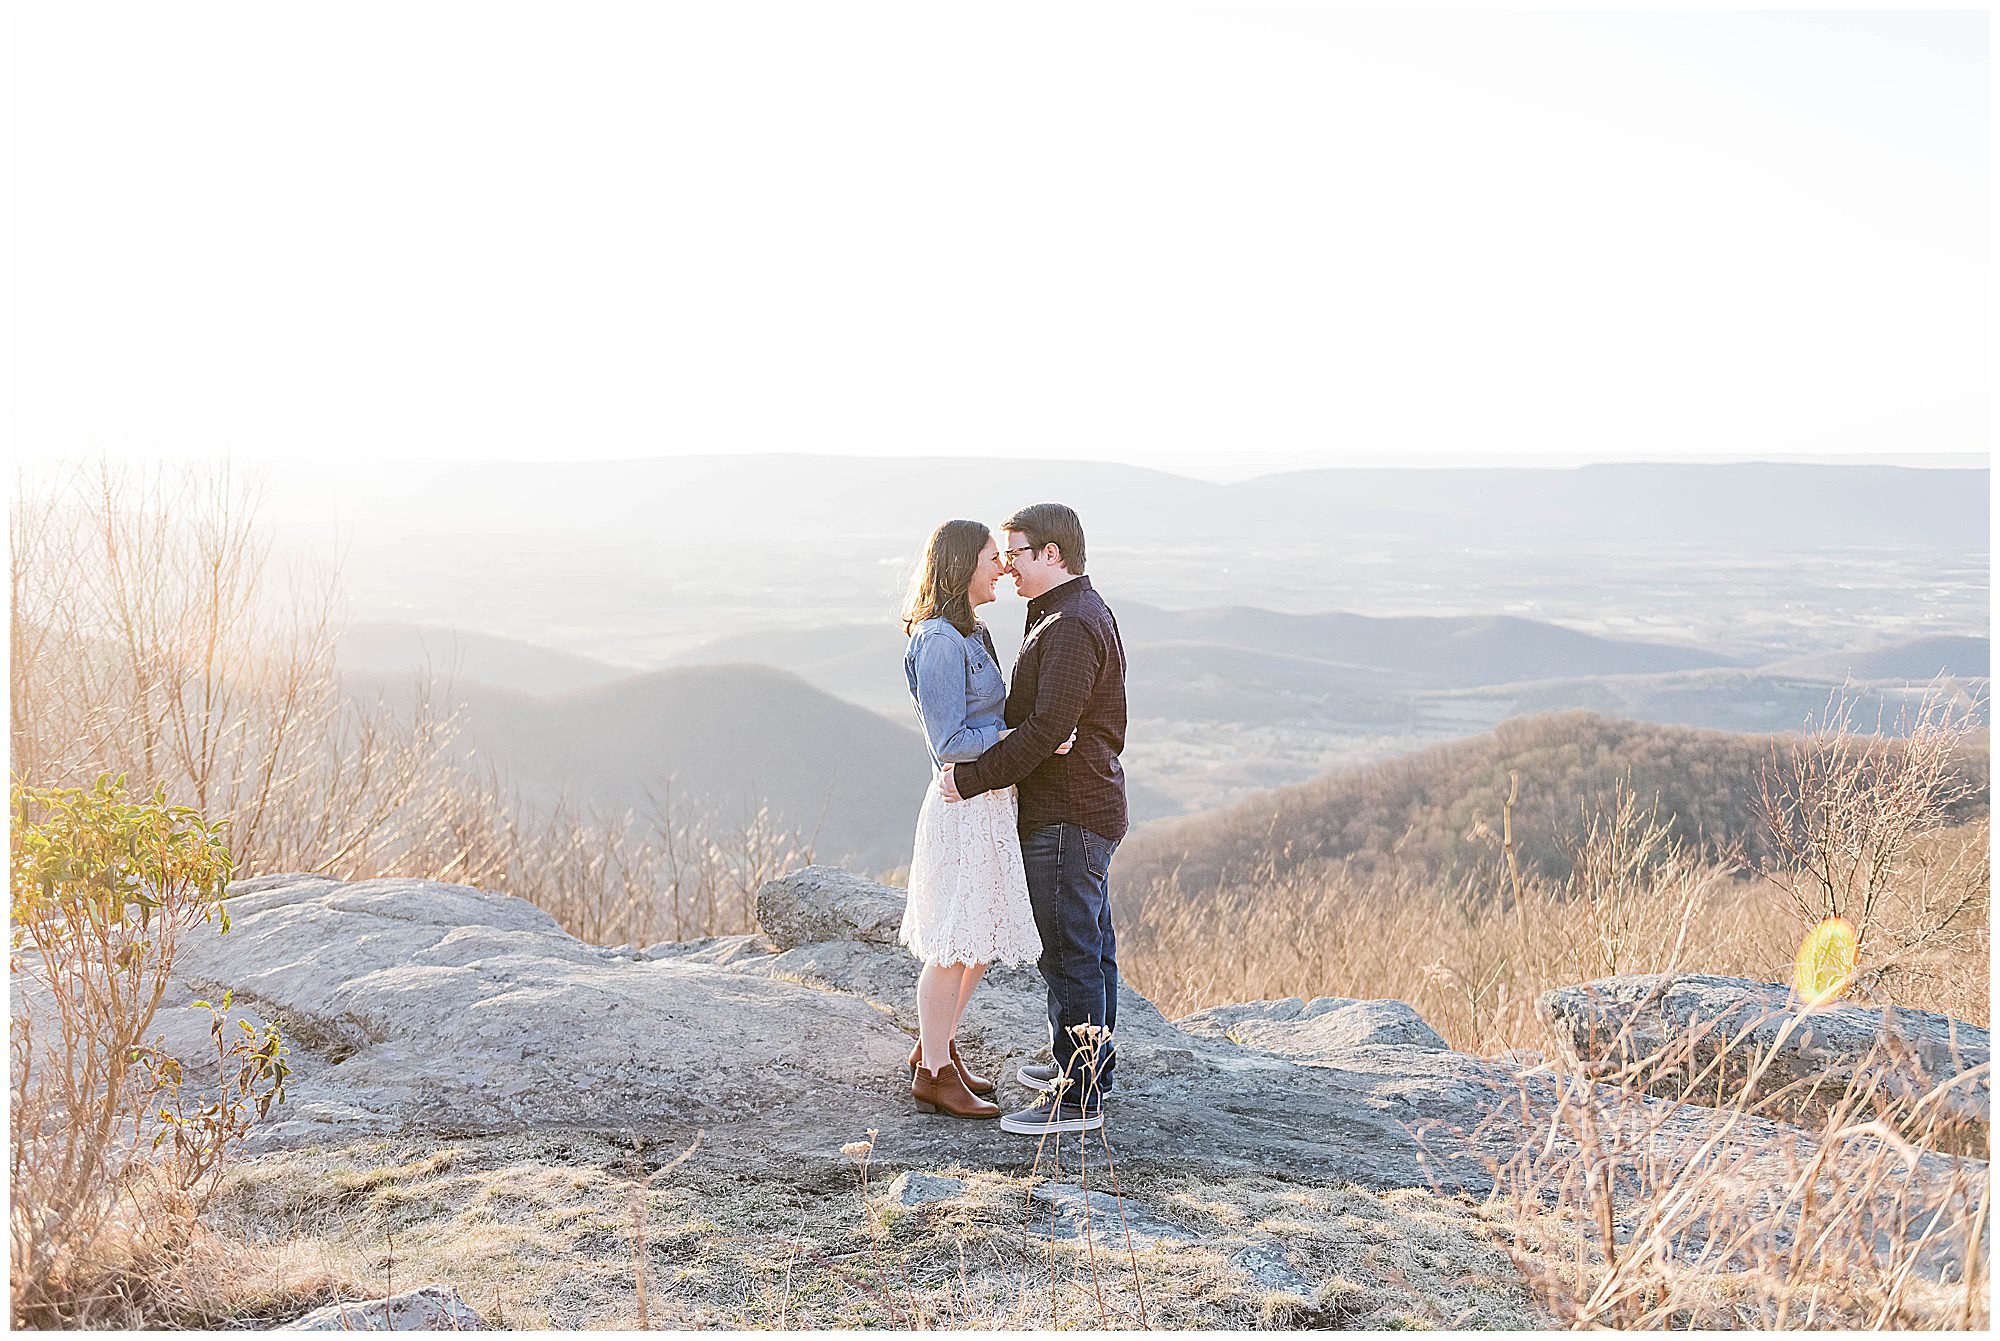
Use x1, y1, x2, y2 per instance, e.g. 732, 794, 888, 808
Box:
1793, 916, 1859, 1005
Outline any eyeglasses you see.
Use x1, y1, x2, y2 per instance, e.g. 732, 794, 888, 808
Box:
1003, 546, 1040, 564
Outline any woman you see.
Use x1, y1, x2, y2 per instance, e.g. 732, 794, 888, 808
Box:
899, 520, 1059, 1118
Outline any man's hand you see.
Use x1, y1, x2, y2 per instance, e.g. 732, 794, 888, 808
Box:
941, 731, 1073, 803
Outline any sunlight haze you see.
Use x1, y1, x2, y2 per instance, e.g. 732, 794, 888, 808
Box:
9, 4, 1987, 480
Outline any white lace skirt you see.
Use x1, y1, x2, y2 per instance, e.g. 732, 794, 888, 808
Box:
901, 784, 1043, 968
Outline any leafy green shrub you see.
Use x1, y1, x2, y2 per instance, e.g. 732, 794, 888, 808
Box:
9, 773, 278, 1326
132, 986, 289, 1207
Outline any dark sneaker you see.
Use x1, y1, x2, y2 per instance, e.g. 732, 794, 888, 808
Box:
1018, 1061, 1114, 1097
999, 1092, 1103, 1135
1017, 1061, 1060, 1092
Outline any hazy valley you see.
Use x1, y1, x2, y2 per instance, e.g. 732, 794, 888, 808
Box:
311, 458, 1989, 860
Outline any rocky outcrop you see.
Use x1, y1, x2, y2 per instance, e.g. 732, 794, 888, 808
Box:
155, 867, 1520, 1193
164, 874, 912, 1148
1176, 996, 1450, 1059
144, 864, 1984, 1288
755, 865, 906, 948
1540, 973, 1990, 1156
288, 1284, 484, 1330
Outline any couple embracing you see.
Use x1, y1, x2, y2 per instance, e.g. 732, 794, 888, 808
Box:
898, 502, 1127, 1137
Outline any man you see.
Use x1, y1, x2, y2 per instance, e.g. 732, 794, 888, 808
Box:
938, 502, 1128, 1136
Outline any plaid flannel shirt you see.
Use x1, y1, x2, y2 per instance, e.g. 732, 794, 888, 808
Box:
954, 575, 1129, 841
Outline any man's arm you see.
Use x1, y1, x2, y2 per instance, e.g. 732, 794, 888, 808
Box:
951, 620, 1102, 799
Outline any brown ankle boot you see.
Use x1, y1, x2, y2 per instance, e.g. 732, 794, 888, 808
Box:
950, 1039, 996, 1096
906, 1039, 996, 1097
911, 1059, 1000, 1119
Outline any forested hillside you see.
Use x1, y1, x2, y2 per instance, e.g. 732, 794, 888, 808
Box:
1117, 709, 1992, 894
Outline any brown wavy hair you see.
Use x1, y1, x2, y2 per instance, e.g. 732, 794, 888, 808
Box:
902, 519, 991, 636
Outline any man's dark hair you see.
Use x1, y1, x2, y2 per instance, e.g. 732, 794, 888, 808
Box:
1002, 502, 1086, 575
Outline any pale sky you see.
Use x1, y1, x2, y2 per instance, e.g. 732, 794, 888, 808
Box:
8, 2, 1990, 483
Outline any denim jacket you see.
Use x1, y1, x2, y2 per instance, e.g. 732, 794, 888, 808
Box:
904, 617, 1007, 769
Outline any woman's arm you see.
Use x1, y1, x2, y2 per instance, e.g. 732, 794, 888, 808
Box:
910, 629, 1003, 763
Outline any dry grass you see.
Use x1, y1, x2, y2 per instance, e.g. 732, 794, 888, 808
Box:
182, 1132, 1549, 1330
1125, 713, 1989, 1054
1126, 830, 1989, 1057
1474, 992, 1990, 1329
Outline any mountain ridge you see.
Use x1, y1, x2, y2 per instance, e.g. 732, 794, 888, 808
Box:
268, 458, 1989, 550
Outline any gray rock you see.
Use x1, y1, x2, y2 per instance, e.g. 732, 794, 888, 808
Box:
133, 870, 1552, 1199
238, 1099, 401, 1156
1177, 996, 1449, 1058
1027, 1183, 1197, 1250
1022, 1186, 1329, 1304
287, 1283, 484, 1330
163, 874, 915, 1136
224, 871, 341, 899
637, 933, 774, 965
1540, 973, 1990, 1155
1173, 997, 1312, 1037
1229, 1240, 1319, 1297
756, 865, 907, 949
882, 1171, 965, 1206
730, 935, 1183, 1062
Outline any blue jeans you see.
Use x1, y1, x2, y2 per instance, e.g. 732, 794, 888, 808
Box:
1020, 822, 1120, 1103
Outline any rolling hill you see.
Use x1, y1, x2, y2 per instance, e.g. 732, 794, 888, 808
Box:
338, 622, 637, 695
349, 615, 1988, 836
1111, 603, 1737, 684
667, 603, 1740, 713
346, 663, 935, 871
1416, 666, 1991, 739
1115, 709, 1993, 897
1763, 635, 1989, 683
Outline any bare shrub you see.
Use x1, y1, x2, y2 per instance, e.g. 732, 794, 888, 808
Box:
10, 459, 459, 879
1125, 776, 1743, 1053
10, 460, 820, 1329
11, 458, 816, 951
1127, 698, 1991, 1326
1756, 689, 1990, 997
378, 762, 816, 946
1478, 989, 1990, 1328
